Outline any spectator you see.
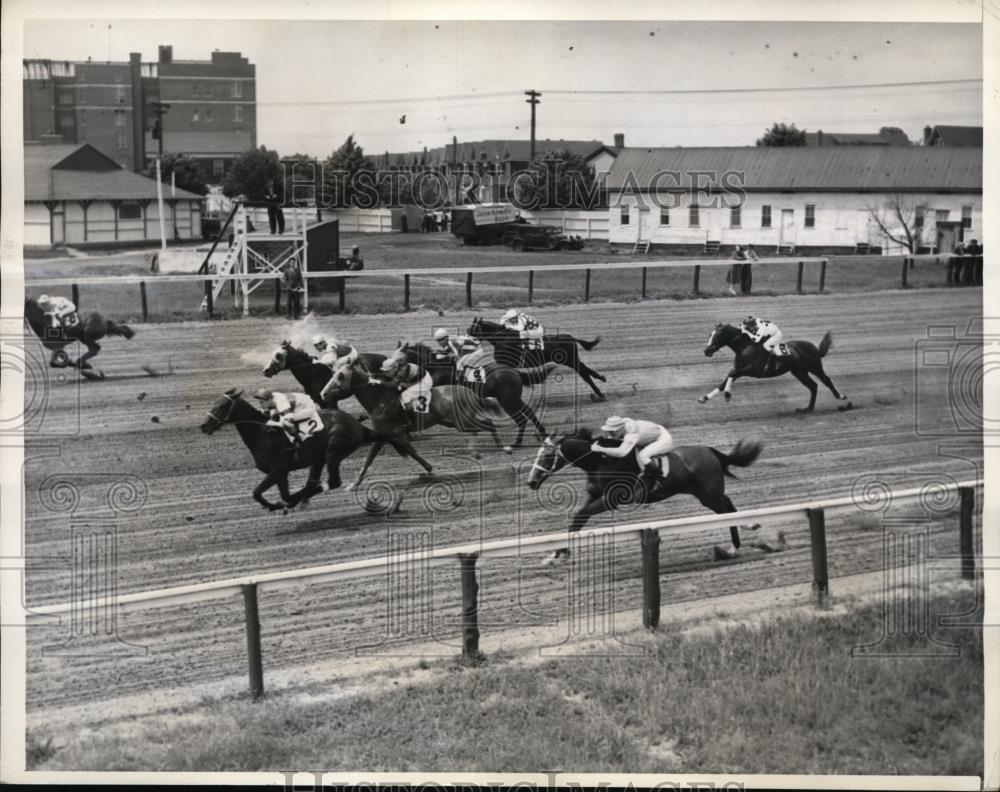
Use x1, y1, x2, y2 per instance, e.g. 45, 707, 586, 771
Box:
265, 181, 285, 235
440, 210, 449, 233
966, 238, 983, 286
283, 260, 304, 319
727, 245, 747, 295
348, 245, 364, 271
949, 240, 966, 285
741, 244, 758, 294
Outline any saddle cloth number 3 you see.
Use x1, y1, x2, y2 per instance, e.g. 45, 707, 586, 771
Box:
414, 395, 431, 413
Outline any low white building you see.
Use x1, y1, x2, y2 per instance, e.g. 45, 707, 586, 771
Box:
604, 146, 982, 255
25, 142, 203, 247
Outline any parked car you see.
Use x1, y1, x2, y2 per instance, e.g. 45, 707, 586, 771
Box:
503, 224, 585, 252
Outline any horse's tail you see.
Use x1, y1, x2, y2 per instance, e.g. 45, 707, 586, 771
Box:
711, 437, 764, 479
576, 335, 601, 351
818, 332, 833, 358
517, 361, 559, 386
106, 320, 135, 339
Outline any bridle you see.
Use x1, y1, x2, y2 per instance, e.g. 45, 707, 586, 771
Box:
530, 436, 571, 480
205, 391, 240, 428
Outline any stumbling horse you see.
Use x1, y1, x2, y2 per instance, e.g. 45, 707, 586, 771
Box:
393, 340, 548, 447
320, 357, 512, 490
699, 323, 852, 412
467, 317, 608, 402
262, 340, 385, 408
527, 430, 765, 564
24, 298, 135, 378
200, 387, 386, 511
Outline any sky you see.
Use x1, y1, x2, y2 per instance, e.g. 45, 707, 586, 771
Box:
22, 19, 983, 157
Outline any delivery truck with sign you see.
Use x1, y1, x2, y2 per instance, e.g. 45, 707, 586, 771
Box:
450, 203, 524, 245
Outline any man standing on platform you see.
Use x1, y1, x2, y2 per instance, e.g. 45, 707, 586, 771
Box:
265, 181, 285, 235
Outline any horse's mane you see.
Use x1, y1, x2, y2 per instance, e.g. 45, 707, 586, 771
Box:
566, 427, 594, 442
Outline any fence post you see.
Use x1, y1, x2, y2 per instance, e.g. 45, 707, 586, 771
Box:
640, 529, 661, 630
338, 278, 346, 313
819, 259, 827, 293
807, 508, 830, 609
403, 273, 410, 311
204, 280, 214, 317
901, 257, 909, 288
466, 272, 473, 308
528, 270, 534, 304
693, 265, 700, 295
641, 266, 648, 298
796, 261, 804, 293
242, 583, 264, 698
139, 281, 148, 322
959, 485, 975, 580
71, 283, 80, 312
273, 278, 281, 314
458, 553, 481, 661
584, 268, 591, 302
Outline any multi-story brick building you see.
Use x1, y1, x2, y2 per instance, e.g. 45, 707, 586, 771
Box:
23, 45, 256, 184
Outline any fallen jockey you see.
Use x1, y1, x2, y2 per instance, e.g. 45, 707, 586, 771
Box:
379, 356, 433, 413
740, 316, 784, 354
500, 308, 544, 351
253, 388, 323, 446
590, 415, 675, 489
37, 294, 79, 330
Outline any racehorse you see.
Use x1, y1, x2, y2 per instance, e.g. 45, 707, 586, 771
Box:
527, 430, 764, 564
262, 340, 385, 408
200, 387, 385, 511
320, 357, 511, 490
394, 341, 548, 446
699, 323, 851, 412
467, 317, 608, 402
24, 298, 135, 378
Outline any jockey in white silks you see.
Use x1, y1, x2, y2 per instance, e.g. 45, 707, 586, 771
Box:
379, 357, 433, 413
37, 294, 79, 329
434, 328, 489, 381
314, 334, 359, 369
252, 388, 323, 445
740, 316, 784, 354
590, 415, 675, 487
500, 308, 544, 350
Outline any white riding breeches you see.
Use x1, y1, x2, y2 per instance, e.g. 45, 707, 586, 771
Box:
400, 371, 434, 411
761, 330, 784, 352
635, 428, 674, 468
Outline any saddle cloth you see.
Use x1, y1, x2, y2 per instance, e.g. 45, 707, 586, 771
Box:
771, 342, 792, 357
463, 366, 488, 383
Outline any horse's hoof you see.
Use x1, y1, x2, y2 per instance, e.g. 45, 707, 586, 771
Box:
345, 483, 357, 492
713, 545, 737, 561
795, 406, 815, 413
697, 397, 708, 405
540, 552, 567, 568
723, 392, 732, 401
837, 401, 854, 412
80, 369, 102, 381
502, 446, 513, 454
589, 393, 608, 403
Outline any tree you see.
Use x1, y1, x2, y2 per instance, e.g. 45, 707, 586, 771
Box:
222, 145, 283, 200
322, 135, 377, 209
756, 123, 806, 147
141, 152, 208, 196
516, 147, 600, 210
866, 194, 925, 254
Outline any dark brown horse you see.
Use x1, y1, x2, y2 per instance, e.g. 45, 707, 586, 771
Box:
699, 323, 851, 412
24, 298, 134, 378
262, 340, 385, 408
527, 430, 764, 564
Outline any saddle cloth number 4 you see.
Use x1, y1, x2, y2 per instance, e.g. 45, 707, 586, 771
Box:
464, 366, 487, 383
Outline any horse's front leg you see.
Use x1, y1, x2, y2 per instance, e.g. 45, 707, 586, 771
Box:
347, 440, 385, 492
287, 461, 325, 507
698, 370, 740, 403
541, 497, 609, 567
253, 472, 286, 512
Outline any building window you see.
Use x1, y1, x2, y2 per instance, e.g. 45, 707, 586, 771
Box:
232, 81, 243, 98
620, 205, 630, 225
659, 208, 669, 226
962, 206, 973, 229
730, 205, 741, 228
804, 204, 816, 228
59, 114, 75, 128
116, 86, 126, 104
79, 110, 86, 126
205, 108, 213, 122
915, 206, 925, 228
116, 133, 127, 149
233, 105, 243, 122
119, 202, 141, 220
59, 93, 73, 105
115, 71, 123, 82
689, 204, 700, 227
761, 205, 772, 228
935, 209, 950, 222
115, 109, 126, 126
192, 109, 200, 122
213, 159, 224, 178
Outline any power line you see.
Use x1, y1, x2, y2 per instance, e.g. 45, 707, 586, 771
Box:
542, 78, 982, 97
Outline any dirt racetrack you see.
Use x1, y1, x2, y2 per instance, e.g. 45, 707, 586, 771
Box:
23, 286, 983, 723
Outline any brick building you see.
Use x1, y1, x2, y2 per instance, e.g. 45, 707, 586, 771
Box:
23, 45, 256, 183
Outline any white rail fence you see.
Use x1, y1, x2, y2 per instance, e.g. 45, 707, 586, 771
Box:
24, 479, 981, 698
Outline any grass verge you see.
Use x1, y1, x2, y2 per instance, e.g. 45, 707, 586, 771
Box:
29, 586, 983, 774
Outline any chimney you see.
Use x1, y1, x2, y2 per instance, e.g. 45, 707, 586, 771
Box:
923, 125, 933, 145
613, 132, 625, 148
158, 45, 172, 64
816, 129, 824, 146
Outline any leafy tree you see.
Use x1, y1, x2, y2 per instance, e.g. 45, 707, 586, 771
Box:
322, 135, 377, 209
141, 152, 208, 196
756, 123, 806, 147
516, 148, 600, 210
221, 145, 283, 200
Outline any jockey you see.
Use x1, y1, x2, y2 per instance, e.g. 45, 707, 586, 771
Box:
433, 328, 486, 376
500, 308, 544, 349
315, 335, 359, 369
590, 415, 674, 487
379, 356, 433, 413
37, 294, 79, 330
252, 388, 323, 446
312, 334, 330, 359
740, 316, 784, 354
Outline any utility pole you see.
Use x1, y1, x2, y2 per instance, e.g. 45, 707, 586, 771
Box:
524, 90, 541, 161
150, 101, 171, 161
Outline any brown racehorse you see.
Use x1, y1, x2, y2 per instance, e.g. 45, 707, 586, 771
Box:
24, 298, 134, 378
262, 340, 385, 409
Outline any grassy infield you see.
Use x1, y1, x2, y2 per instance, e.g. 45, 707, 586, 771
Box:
30, 588, 982, 774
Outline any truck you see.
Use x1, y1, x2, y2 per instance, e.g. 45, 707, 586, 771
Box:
450, 203, 522, 245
